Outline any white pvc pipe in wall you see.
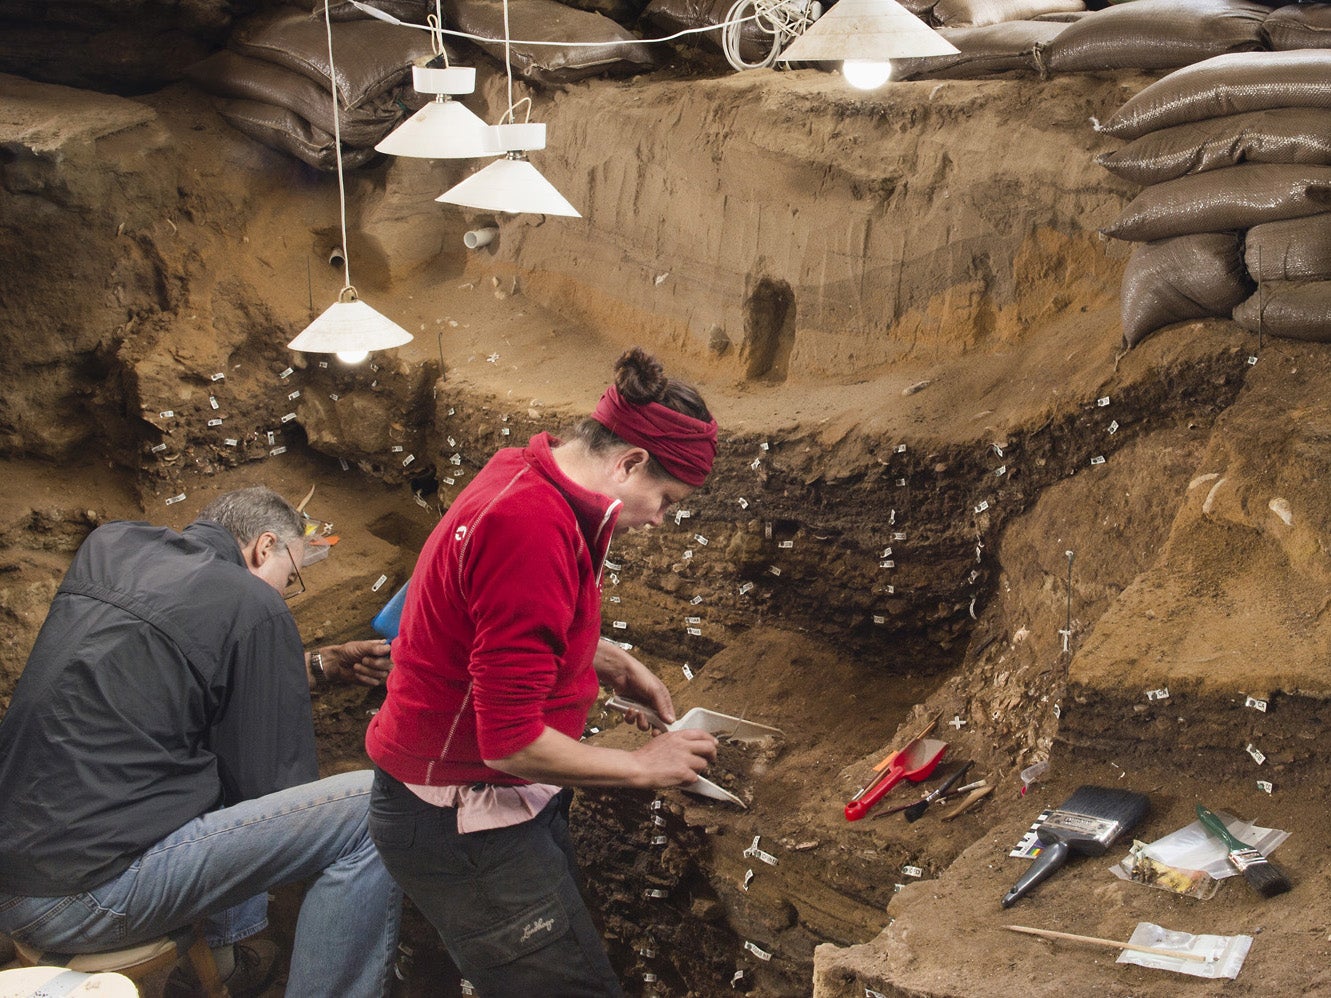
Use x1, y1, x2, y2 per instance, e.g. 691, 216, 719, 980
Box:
463, 227, 498, 250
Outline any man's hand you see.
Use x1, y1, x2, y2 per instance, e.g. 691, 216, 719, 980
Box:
321, 639, 393, 687
593, 638, 675, 729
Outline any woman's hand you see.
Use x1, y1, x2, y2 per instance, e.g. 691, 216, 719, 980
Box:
594, 638, 676, 729
629, 729, 717, 789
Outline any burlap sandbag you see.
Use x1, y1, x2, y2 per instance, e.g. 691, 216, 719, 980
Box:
1102, 164, 1331, 242
1263, 4, 1331, 51
1099, 50, 1331, 141
1097, 107, 1331, 186
187, 50, 419, 148
642, 0, 769, 60
1245, 214, 1331, 282
1120, 232, 1252, 348
231, 10, 434, 109
443, 0, 653, 85
891, 20, 1067, 79
216, 98, 378, 170
933, 0, 1083, 28
320, 0, 429, 20
1043, 0, 1268, 74
1233, 280, 1331, 341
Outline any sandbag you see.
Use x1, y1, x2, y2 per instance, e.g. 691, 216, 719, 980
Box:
891, 20, 1067, 79
1245, 214, 1331, 281
1103, 164, 1331, 242
443, 0, 654, 85
187, 50, 419, 148
642, 0, 770, 59
1120, 232, 1252, 348
216, 98, 378, 170
231, 10, 434, 109
1042, 0, 1268, 74
933, 0, 1084, 27
1263, 4, 1331, 51
1097, 107, 1331, 186
1099, 50, 1331, 140
320, 0, 430, 20
1233, 280, 1331, 340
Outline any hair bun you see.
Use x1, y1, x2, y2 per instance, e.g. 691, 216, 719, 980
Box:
613, 347, 667, 405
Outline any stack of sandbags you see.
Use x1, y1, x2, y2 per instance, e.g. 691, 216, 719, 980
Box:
932, 0, 1085, 28
1263, 3, 1331, 51
1097, 50, 1331, 346
1041, 0, 1270, 74
890, 20, 1069, 79
187, 8, 435, 170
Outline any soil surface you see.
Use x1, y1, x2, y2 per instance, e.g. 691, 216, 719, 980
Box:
2, 32, 1329, 998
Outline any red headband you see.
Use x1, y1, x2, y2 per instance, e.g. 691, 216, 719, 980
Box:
591, 385, 718, 487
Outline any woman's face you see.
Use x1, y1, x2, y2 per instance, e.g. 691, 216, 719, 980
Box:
611, 456, 694, 532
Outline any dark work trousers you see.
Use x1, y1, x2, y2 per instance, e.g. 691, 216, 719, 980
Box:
369, 768, 625, 998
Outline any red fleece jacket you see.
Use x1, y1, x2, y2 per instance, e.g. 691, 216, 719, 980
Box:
366, 433, 620, 786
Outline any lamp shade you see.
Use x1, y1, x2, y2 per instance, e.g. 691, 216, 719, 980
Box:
436, 155, 581, 217
287, 289, 413, 357
375, 98, 494, 158
778, 0, 959, 63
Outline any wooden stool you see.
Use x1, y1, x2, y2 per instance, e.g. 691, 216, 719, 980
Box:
13, 923, 228, 997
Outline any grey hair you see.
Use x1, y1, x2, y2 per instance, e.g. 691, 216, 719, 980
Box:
197, 486, 303, 547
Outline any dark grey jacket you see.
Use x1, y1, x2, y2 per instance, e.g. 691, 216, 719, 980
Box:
0, 519, 316, 896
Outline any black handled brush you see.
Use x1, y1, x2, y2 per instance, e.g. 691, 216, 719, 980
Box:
1196, 805, 1291, 899
1001, 784, 1150, 908
904, 761, 973, 822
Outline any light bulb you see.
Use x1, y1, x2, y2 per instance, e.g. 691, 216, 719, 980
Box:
843, 60, 893, 90
336, 349, 370, 364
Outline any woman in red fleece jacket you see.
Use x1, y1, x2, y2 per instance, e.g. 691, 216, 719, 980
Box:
367, 348, 719, 996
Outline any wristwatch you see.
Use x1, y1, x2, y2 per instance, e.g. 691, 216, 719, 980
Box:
310, 651, 327, 684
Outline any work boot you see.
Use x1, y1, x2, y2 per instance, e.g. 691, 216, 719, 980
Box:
163, 938, 280, 998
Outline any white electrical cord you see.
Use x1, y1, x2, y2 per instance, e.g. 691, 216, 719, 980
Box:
323, 0, 353, 293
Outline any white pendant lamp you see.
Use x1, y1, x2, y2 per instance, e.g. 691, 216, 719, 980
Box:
288, 287, 414, 364
436, 122, 580, 216
375, 63, 493, 159
289, 2, 414, 365
778, 0, 958, 88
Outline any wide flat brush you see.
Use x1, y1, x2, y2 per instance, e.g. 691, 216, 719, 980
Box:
1196, 805, 1291, 899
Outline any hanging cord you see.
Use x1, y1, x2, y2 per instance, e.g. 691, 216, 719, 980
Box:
324, 0, 354, 296
502, 0, 515, 119
350, 0, 759, 47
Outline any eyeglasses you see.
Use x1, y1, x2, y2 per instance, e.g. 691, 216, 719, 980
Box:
283, 544, 306, 601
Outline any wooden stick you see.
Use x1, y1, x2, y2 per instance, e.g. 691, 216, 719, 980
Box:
940, 784, 992, 821
872, 711, 942, 772
1005, 925, 1210, 963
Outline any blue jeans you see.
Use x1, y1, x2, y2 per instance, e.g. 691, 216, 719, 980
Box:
0, 771, 401, 998
369, 769, 624, 998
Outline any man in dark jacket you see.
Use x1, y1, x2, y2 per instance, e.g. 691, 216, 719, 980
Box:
0, 486, 401, 997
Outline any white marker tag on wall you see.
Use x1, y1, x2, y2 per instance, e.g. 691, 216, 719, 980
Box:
610, 573, 621, 585
694, 534, 708, 546
885, 585, 895, 594
651, 799, 664, 811
442, 476, 455, 485
742, 869, 754, 891
209, 396, 219, 409
744, 836, 778, 866
739, 582, 755, 595
652, 815, 666, 827
450, 454, 462, 465
974, 501, 989, 513
896, 478, 907, 487
639, 946, 657, 958
642, 974, 657, 984
151, 443, 168, 453
391, 445, 403, 453
896, 444, 907, 454
732, 971, 745, 986
1245, 696, 1268, 712
1097, 396, 1110, 407
402, 454, 415, 467
880, 560, 895, 569
881, 547, 892, 558
1146, 687, 1170, 701
1257, 780, 1273, 794
867, 989, 888, 998
1090, 455, 1106, 466
751, 458, 762, 471
208, 418, 223, 427
683, 550, 693, 560
225, 439, 239, 447
992, 444, 1004, 457
330, 393, 340, 402
279, 367, 293, 379
604, 560, 622, 571
448, 408, 455, 416
682, 664, 694, 680
873, 614, 886, 624
1246, 743, 1266, 765
318, 361, 328, 369
288, 390, 301, 401
612, 621, 628, 630
690, 595, 703, 605
767, 566, 781, 576
281, 413, 297, 423
738, 497, 750, 509
270, 446, 286, 456
759, 442, 769, 452
210, 372, 225, 381
339, 458, 349, 470
686, 616, 702, 625
902, 865, 923, 878
645, 889, 667, 899
1053, 703, 1061, 719
743, 942, 771, 962
446, 437, 457, 448
501, 428, 510, 436
686, 627, 702, 636
159, 410, 175, 418
372, 574, 388, 592
1247, 356, 1258, 366
778, 540, 793, 549
165, 494, 186, 505
995, 465, 1007, 477
674, 510, 692, 524
608, 595, 621, 604
1107, 420, 1119, 435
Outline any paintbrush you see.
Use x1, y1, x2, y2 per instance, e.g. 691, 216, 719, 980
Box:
1196, 805, 1291, 899
904, 761, 974, 822
1001, 785, 1150, 908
